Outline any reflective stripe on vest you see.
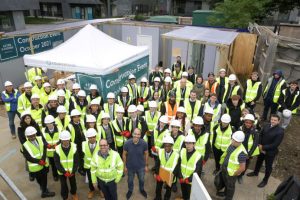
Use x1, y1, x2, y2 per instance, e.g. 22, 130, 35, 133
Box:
204, 102, 221, 122
263, 78, 285, 103
172, 134, 185, 153
180, 148, 201, 180
175, 86, 190, 103
231, 85, 240, 97
173, 71, 182, 79
55, 115, 71, 131
278, 89, 299, 114
214, 125, 232, 152
28, 107, 43, 127
3, 89, 18, 111
247, 134, 259, 157
165, 102, 178, 123
184, 99, 201, 121
112, 119, 127, 147
42, 128, 60, 157
145, 111, 160, 131
159, 149, 179, 172
204, 81, 218, 94
55, 143, 77, 175
154, 129, 170, 149
245, 79, 261, 103
18, 94, 31, 114
82, 141, 99, 169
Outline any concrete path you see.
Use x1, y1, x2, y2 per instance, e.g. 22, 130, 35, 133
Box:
0, 115, 280, 200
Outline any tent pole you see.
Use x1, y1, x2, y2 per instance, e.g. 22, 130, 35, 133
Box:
186, 42, 189, 68
163, 37, 166, 69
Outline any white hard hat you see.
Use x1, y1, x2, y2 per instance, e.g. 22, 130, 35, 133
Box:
57, 79, 65, 85
283, 109, 292, 118
164, 68, 171, 74
24, 82, 33, 88
48, 95, 58, 101
70, 109, 81, 117
57, 89, 65, 97
221, 114, 231, 123
177, 106, 186, 113
128, 105, 137, 113
89, 84, 97, 90
43, 82, 51, 88
164, 76, 172, 83
204, 107, 214, 115
182, 72, 188, 77
128, 74, 136, 79
148, 101, 157, 108
77, 90, 86, 97
163, 135, 174, 144
107, 92, 115, 99
228, 74, 237, 81
219, 68, 226, 72
34, 76, 42, 81
116, 106, 125, 113
31, 94, 40, 99
42, 67, 47, 73
57, 105, 67, 113
244, 114, 255, 121
170, 119, 181, 127
154, 77, 161, 82
102, 112, 110, 119
25, 126, 37, 136
72, 83, 80, 90
21, 110, 31, 118
121, 86, 128, 93
4, 81, 13, 87
44, 115, 55, 124
90, 99, 100, 105
59, 130, 71, 140
159, 115, 168, 124
232, 131, 245, 142
86, 114, 96, 123
192, 116, 204, 125
137, 105, 144, 112
141, 77, 148, 83
185, 134, 196, 143
86, 128, 97, 138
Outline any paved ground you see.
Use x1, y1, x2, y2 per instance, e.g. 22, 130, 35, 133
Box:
0, 113, 281, 200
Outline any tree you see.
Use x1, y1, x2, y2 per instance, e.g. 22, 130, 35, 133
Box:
208, 0, 270, 28
264, 0, 300, 14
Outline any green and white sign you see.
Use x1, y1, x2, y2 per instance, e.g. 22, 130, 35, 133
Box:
0, 32, 64, 62
76, 55, 149, 100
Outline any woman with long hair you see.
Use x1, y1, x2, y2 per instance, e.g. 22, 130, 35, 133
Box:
173, 106, 191, 135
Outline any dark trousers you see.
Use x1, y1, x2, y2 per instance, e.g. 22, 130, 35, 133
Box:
33, 167, 48, 193
254, 153, 276, 183
127, 168, 145, 192
263, 100, 278, 120
155, 181, 172, 200
48, 157, 58, 178
59, 175, 77, 199
180, 183, 191, 200
213, 147, 224, 171
86, 168, 100, 191
245, 102, 256, 113
98, 179, 118, 200
7, 111, 17, 135
117, 146, 123, 158
239, 158, 250, 177
221, 166, 237, 200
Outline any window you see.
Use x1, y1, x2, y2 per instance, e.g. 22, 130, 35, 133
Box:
0, 12, 15, 32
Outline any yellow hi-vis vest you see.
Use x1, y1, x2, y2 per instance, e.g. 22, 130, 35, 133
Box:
245, 79, 261, 103
220, 144, 247, 176
55, 115, 71, 131
103, 103, 118, 120
145, 111, 161, 132
23, 136, 49, 172
263, 77, 285, 103
67, 121, 86, 142
159, 149, 179, 174
26, 67, 42, 83
246, 133, 260, 157
42, 127, 60, 157
188, 129, 209, 156
55, 143, 77, 175
175, 86, 191, 104
112, 118, 127, 147
27, 106, 43, 128
172, 134, 185, 153
127, 83, 138, 99
154, 129, 170, 150
91, 149, 124, 183
82, 141, 99, 169
214, 125, 232, 152
2, 89, 18, 111
278, 89, 299, 114
17, 93, 31, 114
204, 102, 221, 122
184, 99, 201, 121
180, 148, 201, 181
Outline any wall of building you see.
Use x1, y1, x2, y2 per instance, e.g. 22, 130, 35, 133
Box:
12, 11, 26, 31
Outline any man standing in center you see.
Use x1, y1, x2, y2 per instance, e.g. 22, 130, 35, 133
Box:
123, 128, 148, 200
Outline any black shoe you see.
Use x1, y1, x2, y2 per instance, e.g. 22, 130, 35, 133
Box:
172, 184, 177, 193
41, 191, 55, 198
29, 175, 34, 182
140, 190, 147, 198
53, 176, 59, 182
126, 191, 132, 200
216, 191, 225, 197
247, 172, 258, 177
257, 180, 267, 188
237, 176, 243, 184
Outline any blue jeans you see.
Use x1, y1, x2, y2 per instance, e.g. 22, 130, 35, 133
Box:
7, 111, 17, 135
127, 168, 145, 192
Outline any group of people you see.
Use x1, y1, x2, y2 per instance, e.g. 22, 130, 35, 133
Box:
1, 58, 299, 200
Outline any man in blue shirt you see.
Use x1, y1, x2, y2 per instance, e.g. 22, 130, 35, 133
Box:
1, 81, 20, 139
123, 128, 148, 199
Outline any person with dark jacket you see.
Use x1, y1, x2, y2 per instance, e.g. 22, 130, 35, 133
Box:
243, 72, 262, 112
262, 70, 286, 120
187, 66, 197, 84
149, 65, 164, 86
247, 114, 284, 188
223, 74, 243, 104
225, 95, 245, 130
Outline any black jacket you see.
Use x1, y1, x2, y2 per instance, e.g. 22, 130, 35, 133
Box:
277, 88, 300, 112
240, 125, 259, 156
225, 99, 244, 130
260, 124, 284, 155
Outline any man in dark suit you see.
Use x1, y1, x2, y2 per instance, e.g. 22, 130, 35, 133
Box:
247, 114, 284, 188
